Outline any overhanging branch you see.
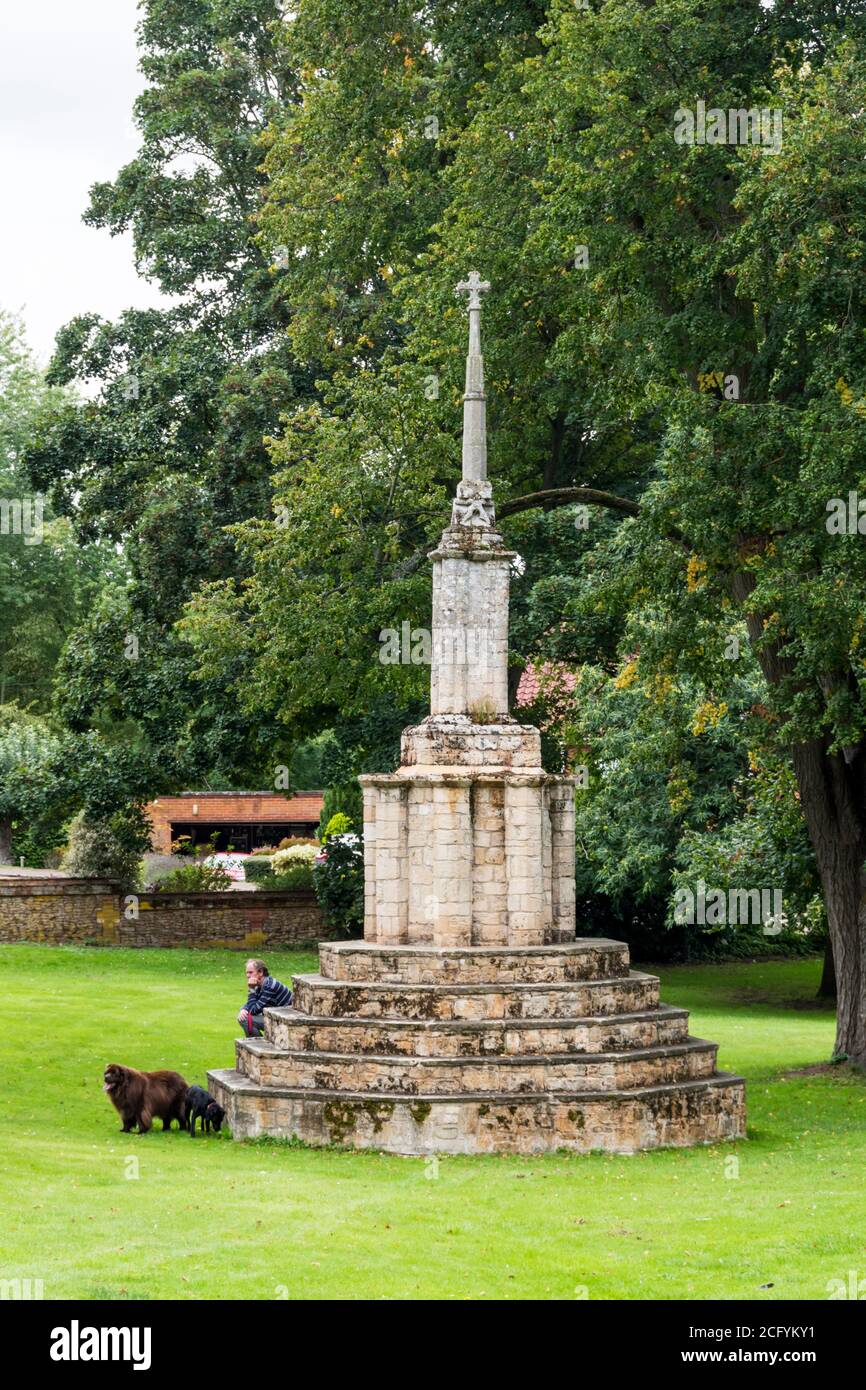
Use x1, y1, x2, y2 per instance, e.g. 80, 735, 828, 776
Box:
498, 486, 689, 548
498, 486, 640, 522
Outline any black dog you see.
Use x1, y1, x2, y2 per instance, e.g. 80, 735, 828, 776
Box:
185, 1085, 226, 1136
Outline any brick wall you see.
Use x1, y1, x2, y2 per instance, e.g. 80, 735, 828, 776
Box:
0, 878, 330, 949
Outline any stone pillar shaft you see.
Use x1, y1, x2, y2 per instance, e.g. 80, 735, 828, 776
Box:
430, 780, 473, 947
504, 779, 547, 946
407, 783, 435, 942
430, 554, 510, 718
549, 781, 576, 943
361, 782, 379, 941
362, 772, 574, 947
361, 780, 408, 944
471, 781, 508, 945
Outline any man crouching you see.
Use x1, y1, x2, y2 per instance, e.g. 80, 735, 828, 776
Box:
237, 958, 293, 1037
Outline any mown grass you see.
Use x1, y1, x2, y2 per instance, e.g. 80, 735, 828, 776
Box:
1, 945, 863, 1300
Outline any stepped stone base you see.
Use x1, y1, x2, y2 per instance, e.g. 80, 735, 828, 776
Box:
209, 940, 746, 1154
209, 1072, 744, 1156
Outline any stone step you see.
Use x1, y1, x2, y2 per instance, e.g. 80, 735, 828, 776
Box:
262, 1004, 689, 1057
319, 939, 631, 985
207, 1067, 746, 1155
292, 970, 660, 1021
234, 1036, 718, 1095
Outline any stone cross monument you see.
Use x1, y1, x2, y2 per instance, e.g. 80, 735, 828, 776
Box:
358, 273, 577, 949
210, 276, 746, 1155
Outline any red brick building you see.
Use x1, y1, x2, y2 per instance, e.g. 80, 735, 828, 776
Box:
147, 792, 325, 855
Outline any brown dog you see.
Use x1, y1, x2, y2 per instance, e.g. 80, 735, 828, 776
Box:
103, 1064, 188, 1133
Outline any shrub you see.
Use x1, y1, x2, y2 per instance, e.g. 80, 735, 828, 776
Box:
277, 836, 319, 850
573, 890, 824, 964
151, 861, 232, 893
272, 843, 318, 871
321, 813, 352, 843
250, 844, 278, 856
63, 811, 147, 890
243, 857, 275, 885
313, 834, 364, 935
259, 863, 315, 891
317, 782, 362, 838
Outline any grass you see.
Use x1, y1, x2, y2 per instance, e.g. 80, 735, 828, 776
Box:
1, 944, 864, 1301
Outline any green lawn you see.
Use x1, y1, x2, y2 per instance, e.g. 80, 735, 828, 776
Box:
1, 944, 863, 1301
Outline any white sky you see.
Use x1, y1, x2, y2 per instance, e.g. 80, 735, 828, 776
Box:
0, 0, 165, 367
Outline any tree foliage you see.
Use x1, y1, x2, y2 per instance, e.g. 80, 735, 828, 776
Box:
185, 0, 866, 1041
23, 0, 313, 784
0, 314, 119, 712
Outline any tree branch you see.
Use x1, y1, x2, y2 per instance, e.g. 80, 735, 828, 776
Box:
498, 486, 689, 548
498, 486, 640, 521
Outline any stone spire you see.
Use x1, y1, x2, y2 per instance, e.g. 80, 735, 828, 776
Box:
423, 272, 510, 715
447, 272, 498, 539
456, 271, 490, 483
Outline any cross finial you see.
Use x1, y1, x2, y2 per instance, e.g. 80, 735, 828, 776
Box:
456, 271, 490, 312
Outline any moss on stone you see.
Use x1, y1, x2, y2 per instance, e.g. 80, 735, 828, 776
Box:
362, 1099, 395, 1133
323, 1100, 358, 1144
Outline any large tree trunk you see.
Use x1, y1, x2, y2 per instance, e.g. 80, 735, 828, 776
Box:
731, 569, 866, 1065
791, 739, 866, 1064
818, 937, 836, 1000
0, 817, 12, 865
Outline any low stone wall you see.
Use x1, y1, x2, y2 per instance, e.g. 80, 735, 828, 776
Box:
0, 877, 328, 949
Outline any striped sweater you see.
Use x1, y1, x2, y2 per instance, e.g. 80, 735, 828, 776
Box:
244, 975, 293, 1014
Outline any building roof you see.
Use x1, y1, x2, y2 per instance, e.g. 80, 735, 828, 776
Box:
148, 791, 325, 822
515, 663, 577, 707
151, 791, 324, 799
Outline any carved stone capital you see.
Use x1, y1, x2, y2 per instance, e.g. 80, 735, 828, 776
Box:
450, 479, 496, 530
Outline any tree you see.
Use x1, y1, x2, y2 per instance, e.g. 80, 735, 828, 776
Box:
0, 697, 169, 869
457, 4, 866, 1054
23, 0, 313, 784
187, 0, 866, 1056
0, 708, 69, 865
181, 0, 599, 743
0, 313, 119, 712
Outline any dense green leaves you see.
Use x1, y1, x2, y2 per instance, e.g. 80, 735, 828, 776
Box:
23, 0, 312, 784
